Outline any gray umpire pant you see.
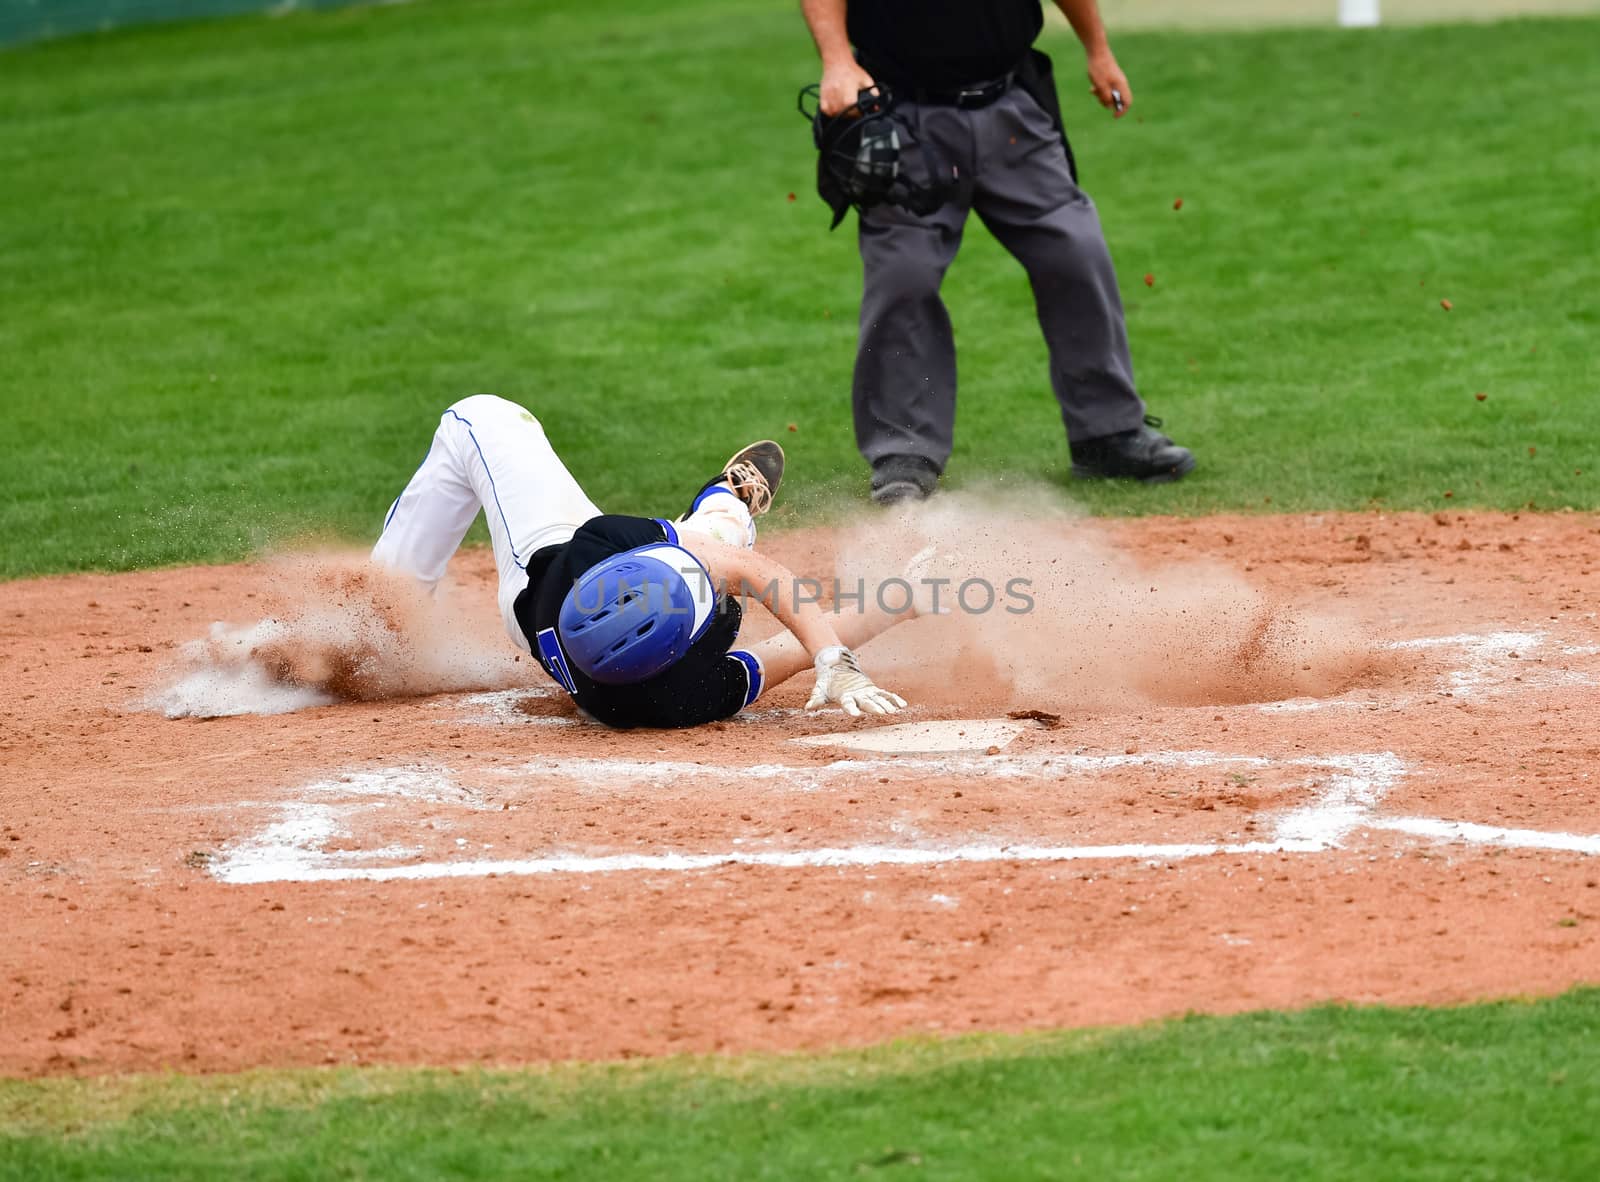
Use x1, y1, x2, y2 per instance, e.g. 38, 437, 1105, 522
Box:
854, 85, 1147, 470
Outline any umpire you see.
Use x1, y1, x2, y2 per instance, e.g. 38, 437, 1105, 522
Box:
801, 0, 1196, 503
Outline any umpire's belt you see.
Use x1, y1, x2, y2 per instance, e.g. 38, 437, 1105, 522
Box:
908, 72, 1013, 110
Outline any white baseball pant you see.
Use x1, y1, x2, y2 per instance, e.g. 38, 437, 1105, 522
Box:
371, 395, 754, 651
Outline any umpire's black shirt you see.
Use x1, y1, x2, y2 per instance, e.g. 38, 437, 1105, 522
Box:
848, 0, 1043, 91
511, 514, 759, 730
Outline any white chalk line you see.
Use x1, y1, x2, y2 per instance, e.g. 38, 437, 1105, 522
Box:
224, 804, 424, 874
210, 741, 1600, 883
1369, 816, 1600, 855
1275, 753, 1406, 846
1388, 630, 1543, 701
209, 749, 1397, 884
213, 839, 1331, 885
205, 627, 1600, 883
212, 812, 1600, 885
480, 749, 1351, 791
300, 764, 481, 806
1258, 629, 1597, 714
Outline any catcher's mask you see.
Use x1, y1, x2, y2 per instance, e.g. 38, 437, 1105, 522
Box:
799, 85, 960, 230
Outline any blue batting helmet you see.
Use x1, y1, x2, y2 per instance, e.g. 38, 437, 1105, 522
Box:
557, 544, 716, 685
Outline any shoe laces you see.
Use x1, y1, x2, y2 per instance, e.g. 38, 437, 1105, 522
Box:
723, 459, 773, 516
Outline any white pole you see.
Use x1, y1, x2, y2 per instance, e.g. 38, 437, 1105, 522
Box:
1338, 0, 1381, 26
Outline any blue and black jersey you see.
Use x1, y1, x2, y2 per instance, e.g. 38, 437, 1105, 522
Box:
511, 515, 763, 729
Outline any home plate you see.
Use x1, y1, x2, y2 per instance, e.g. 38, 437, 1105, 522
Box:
791, 718, 1025, 755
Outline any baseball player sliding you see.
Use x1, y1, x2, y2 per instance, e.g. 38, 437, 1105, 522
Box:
371, 395, 913, 728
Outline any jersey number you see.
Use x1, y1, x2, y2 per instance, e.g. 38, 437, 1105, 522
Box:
535, 627, 578, 694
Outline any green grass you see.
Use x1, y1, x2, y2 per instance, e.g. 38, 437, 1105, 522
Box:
4, 11, 1596, 1171
0, 0, 1596, 580
4, 990, 1599, 1179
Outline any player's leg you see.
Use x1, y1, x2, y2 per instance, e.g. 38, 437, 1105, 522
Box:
972, 94, 1193, 481
853, 102, 974, 501
676, 438, 785, 549
370, 418, 485, 593
969, 88, 1147, 444
678, 484, 757, 550
372, 395, 602, 645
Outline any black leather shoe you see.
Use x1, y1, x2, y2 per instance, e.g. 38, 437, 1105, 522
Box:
1070, 416, 1196, 484
870, 454, 940, 505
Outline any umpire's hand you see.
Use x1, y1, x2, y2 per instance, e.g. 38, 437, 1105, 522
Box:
1086, 49, 1132, 118
820, 58, 878, 116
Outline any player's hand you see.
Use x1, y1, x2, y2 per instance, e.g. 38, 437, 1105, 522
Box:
819, 59, 878, 117
1086, 50, 1131, 118
805, 645, 907, 716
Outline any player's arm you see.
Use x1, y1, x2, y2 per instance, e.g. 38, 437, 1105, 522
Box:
1052, 0, 1131, 117
800, 0, 876, 116
676, 534, 907, 716
739, 594, 912, 692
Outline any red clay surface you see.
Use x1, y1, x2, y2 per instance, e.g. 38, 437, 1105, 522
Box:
2, 510, 1598, 1077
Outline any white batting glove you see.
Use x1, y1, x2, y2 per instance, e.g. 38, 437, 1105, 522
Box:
805, 645, 908, 716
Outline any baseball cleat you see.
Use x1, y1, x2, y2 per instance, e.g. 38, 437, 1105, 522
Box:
870, 454, 939, 505
1069, 415, 1196, 484
719, 440, 785, 516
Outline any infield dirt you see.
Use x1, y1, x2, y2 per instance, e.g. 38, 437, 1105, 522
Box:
2, 508, 1597, 1077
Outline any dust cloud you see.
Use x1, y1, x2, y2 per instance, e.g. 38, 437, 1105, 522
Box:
151, 551, 532, 718
835, 490, 1385, 712
151, 497, 1387, 721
